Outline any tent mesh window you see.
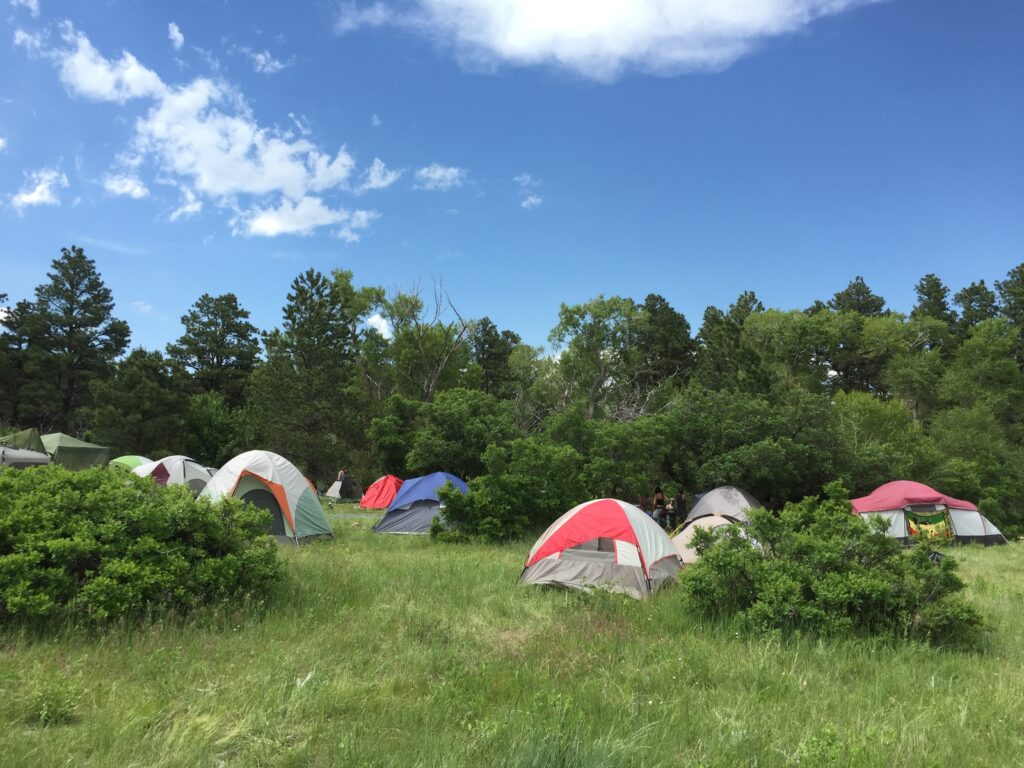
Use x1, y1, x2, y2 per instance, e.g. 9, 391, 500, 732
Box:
562, 538, 618, 561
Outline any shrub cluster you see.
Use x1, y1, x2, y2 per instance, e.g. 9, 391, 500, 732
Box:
682, 482, 984, 646
0, 465, 280, 624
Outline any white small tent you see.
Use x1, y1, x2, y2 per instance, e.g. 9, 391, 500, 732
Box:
133, 455, 213, 497
684, 486, 761, 525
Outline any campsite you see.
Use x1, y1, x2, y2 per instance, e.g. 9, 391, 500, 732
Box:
3, 0, 1024, 765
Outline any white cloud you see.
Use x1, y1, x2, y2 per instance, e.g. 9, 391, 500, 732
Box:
515, 172, 542, 208
370, 113, 382, 127
414, 163, 466, 191
13, 28, 45, 53
236, 196, 378, 241
10, 167, 69, 212
131, 300, 154, 314
0, 138, 6, 152
514, 172, 539, 189
168, 23, 184, 51
336, 0, 878, 81
521, 194, 542, 209
356, 158, 402, 194
56, 23, 166, 103
335, 2, 395, 33
169, 186, 202, 221
246, 49, 291, 74
366, 312, 393, 339
19, 24, 386, 240
103, 174, 149, 198
288, 112, 311, 136
10, 0, 40, 18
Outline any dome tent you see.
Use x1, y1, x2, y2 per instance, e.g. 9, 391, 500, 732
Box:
851, 480, 1007, 546
202, 450, 333, 545
326, 474, 363, 502
683, 486, 762, 526
133, 455, 213, 496
672, 515, 736, 565
110, 455, 151, 471
360, 475, 403, 509
41, 432, 109, 470
373, 472, 467, 534
521, 498, 681, 600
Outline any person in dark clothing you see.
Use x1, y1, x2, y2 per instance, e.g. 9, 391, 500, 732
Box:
652, 486, 668, 528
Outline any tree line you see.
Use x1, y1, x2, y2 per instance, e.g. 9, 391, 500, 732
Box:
3, 246, 1024, 537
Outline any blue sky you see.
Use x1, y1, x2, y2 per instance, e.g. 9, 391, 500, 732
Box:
1, 0, 1021, 350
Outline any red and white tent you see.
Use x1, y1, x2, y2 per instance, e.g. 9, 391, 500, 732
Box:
359, 474, 403, 509
520, 498, 681, 599
851, 480, 1007, 545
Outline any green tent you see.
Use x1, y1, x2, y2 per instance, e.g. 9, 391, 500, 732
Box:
0, 427, 46, 454
41, 433, 110, 470
110, 455, 151, 470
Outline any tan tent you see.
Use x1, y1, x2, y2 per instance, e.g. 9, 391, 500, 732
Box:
672, 514, 735, 565
683, 486, 761, 525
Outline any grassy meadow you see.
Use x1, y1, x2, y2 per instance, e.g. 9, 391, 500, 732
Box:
2, 505, 1023, 767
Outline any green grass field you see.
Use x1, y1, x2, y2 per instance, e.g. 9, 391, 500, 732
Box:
2, 507, 1023, 767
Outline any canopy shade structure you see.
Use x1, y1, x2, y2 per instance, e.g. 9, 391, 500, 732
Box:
851, 481, 1007, 546
521, 498, 681, 599
359, 475, 403, 509
202, 450, 333, 545
683, 486, 762, 525
0, 428, 46, 454
41, 432, 109, 470
0, 446, 51, 469
110, 455, 151, 471
133, 455, 213, 496
373, 472, 468, 534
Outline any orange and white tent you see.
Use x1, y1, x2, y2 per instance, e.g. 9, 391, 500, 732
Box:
201, 450, 333, 545
520, 498, 681, 599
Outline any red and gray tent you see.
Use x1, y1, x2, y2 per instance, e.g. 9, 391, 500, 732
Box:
521, 498, 681, 599
359, 475, 403, 509
851, 480, 1007, 546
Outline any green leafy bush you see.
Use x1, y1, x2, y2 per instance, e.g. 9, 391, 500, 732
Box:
682, 482, 984, 646
0, 465, 280, 625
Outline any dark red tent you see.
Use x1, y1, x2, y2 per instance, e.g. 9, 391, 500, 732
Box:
850, 480, 976, 513
359, 475, 403, 509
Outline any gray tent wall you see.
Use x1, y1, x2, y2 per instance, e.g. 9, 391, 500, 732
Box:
373, 500, 441, 534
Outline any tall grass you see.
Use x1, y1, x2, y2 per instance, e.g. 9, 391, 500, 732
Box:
1, 511, 1023, 767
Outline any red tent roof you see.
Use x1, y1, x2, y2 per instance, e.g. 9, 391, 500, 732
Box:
359, 475, 403, 509
851, 480, 977, 513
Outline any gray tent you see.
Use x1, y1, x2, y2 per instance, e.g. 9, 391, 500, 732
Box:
0, 446, 51, 469
325, 475, 363, 501
683, 486, 762, 525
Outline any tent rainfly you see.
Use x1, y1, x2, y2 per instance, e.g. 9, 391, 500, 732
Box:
201, 450, 333, 545
373, 472, 467, 534
0, 446, 51, 469
851, 480, 1007, 546
521, 498, 681, 599
41, 432, 109, 470
683, 486, 762, 526
133, 455, 213, 496
359, 475, 403, 509
110, 455, 151, 471
0, 428, 47, 454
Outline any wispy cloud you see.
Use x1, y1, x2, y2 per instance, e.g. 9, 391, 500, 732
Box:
131, 300, 154, 314
515, 171, 543, 209
414, 163, 466, 191
78, 235, 149, 256
370, 113, 382, 127
335, 0, 880, 81
0, 137, 7, 152
103, 174, 149, 199
355, 158, 402, 194
10, 0, 40, 18
168, 22, 184, 51
10, 167, 68, 212
521, 194, 542, 209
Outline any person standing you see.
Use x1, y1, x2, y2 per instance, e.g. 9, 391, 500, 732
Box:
652, 486, 668, 528
673, 487, 687, 522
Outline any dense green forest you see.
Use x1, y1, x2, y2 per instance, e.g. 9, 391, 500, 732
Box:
3, 247, 1024, 537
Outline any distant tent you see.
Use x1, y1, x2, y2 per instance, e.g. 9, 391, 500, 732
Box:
0, 427, 46, 454
683, 486, 762, 526
521, 498, 681, 599
851, 480, 1007, 546
110, 455, 151, 471
133, 455, 213, 496
202, 450, 333, 545
0, 446, 51, 469
359, 475, 403, 509
41, 432, 109, 470
373, 472, 467, 534
325, 474, 363, 501
672, 514, 736, 565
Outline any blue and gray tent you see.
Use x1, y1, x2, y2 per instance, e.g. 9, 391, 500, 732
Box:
372, 471, 468, 534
